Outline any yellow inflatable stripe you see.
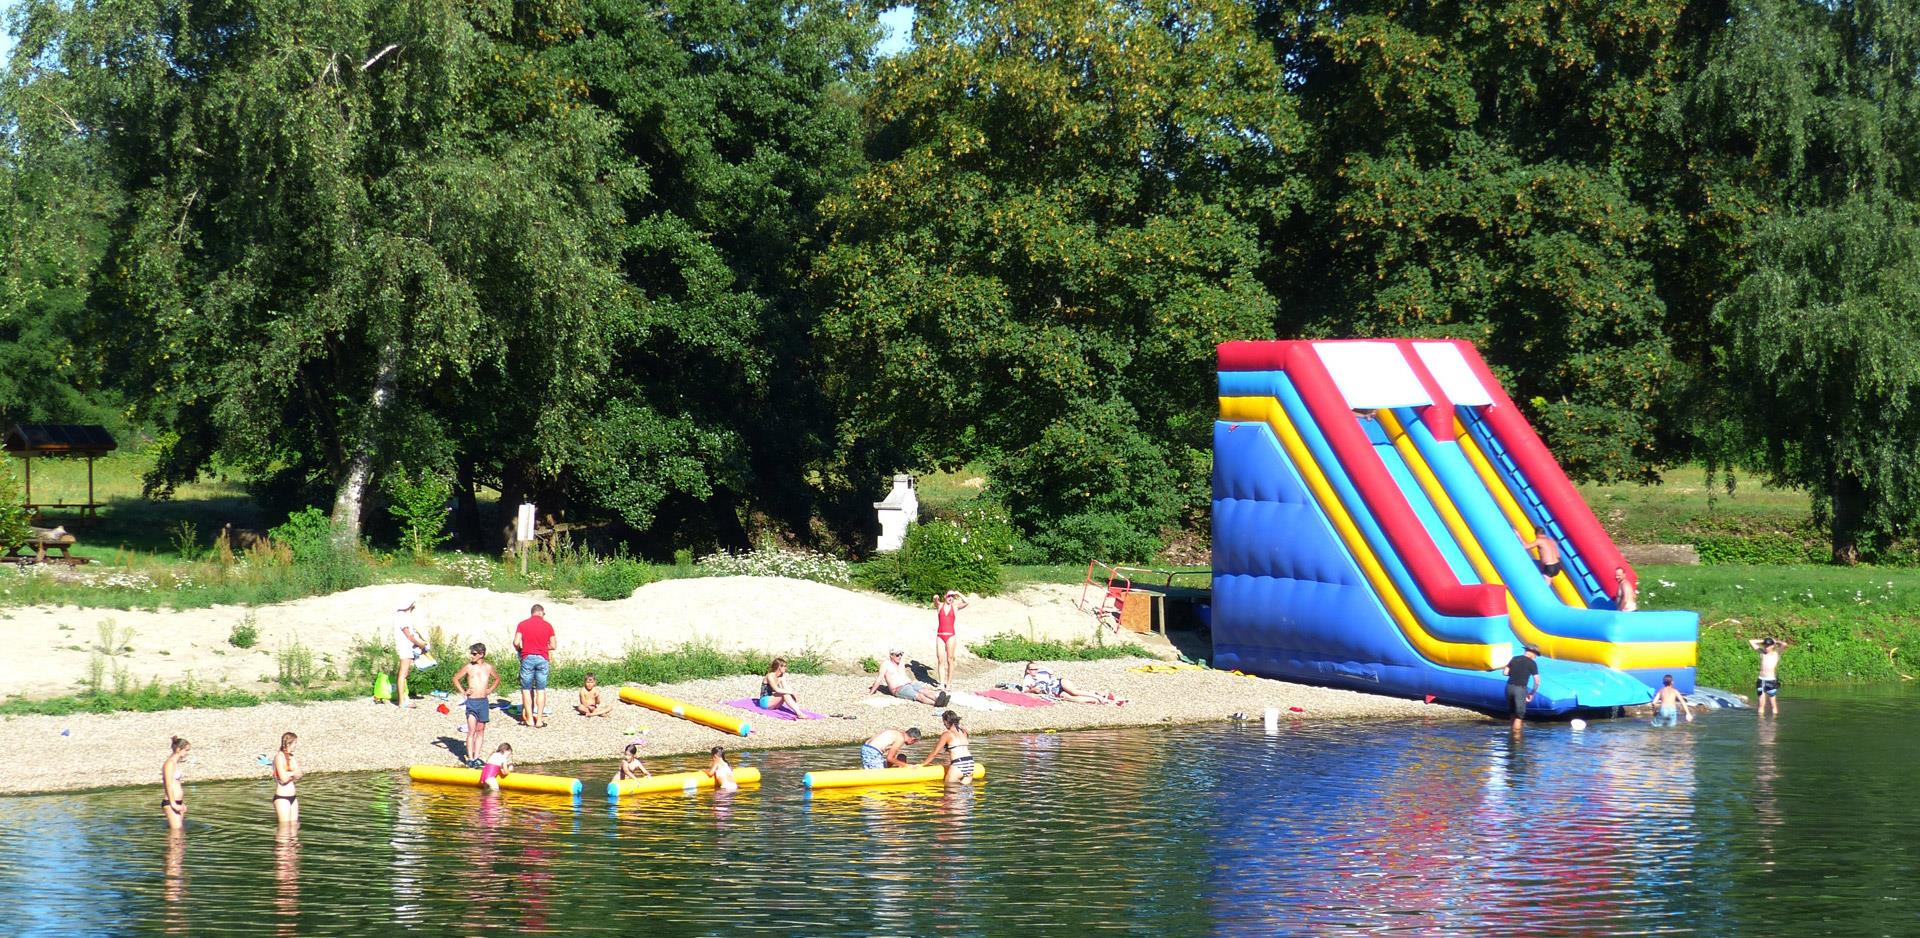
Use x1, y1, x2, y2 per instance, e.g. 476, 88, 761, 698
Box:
1219, 396, 1501, 672
1452, 417, 1588, 608
609, 767, 762, 798
1384, 410, 1692, 671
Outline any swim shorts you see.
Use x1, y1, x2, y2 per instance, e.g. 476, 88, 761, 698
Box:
1537, 560, 1564, 577
519, 654, 550, 691
1506, 685, 1529, 718
465, 696, 491, 724
861, 743, 887, 770
1654, 704, 1678, 727
759, 695, 776, 709
892, 681, 925, 701
1755, 677, 1781, 697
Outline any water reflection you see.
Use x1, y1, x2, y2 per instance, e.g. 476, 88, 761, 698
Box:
6, 693, 1920, 935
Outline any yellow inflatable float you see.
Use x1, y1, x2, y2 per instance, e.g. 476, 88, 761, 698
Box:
618, 687, 752, 737
803, 763, 986, 790
606, 767, 763, 800
408, 764, 584, 796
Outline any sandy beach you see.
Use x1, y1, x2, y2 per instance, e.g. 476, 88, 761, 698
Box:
0, 576, 1480, 795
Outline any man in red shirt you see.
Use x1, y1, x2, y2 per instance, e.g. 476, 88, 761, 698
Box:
513, 604, 557, 727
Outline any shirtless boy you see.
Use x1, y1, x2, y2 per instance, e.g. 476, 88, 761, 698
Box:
575, 673, 612, 718
1749, 637, 1787, 716
1526, 533, 1562, 580
1650, 674, 1692, 727
452, 643, 501, 768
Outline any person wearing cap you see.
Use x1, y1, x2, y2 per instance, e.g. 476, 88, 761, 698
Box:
1748, 636, 1788, 716
1501, 646, 1540, 732
867, 648, 949, 707
392, 595, 427, 708
933, 590, 969, 690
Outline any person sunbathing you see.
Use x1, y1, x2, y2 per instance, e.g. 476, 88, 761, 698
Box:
1019, 662, 1125, 706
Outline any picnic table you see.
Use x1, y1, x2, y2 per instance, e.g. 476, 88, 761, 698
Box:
4, 526, 88, 565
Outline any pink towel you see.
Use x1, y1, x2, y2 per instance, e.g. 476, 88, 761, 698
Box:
976, 689, 1055, 708
723, 698, 826, 721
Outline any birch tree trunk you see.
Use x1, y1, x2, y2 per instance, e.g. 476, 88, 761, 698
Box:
331, 341, 403, 547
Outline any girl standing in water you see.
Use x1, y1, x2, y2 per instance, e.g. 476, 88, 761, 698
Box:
922, 710, 976, 786
272, 732, 303, 827
161, 737, 190, 830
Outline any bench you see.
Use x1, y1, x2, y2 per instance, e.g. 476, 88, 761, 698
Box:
4, 527, 88, 565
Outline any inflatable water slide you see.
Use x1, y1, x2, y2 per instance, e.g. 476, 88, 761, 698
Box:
1210, 339, 1697, 715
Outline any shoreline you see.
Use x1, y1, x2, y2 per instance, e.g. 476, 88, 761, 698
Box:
0, 659, 1478, 796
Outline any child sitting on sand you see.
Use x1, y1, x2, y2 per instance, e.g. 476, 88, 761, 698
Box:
480, 743, 513, 791
575, 674, 613, 718
706, 746, 738, 792
615, 742, 651, 783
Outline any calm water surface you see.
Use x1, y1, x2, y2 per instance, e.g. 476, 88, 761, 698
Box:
3, 688, 1917, 936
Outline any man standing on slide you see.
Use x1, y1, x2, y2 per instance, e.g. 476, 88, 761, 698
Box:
513, 604, 556, 728
1503, 646, 1540, 732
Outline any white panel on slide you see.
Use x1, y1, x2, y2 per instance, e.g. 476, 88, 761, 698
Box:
1312, 341, 1432, 408
1412, 341, 1494, 406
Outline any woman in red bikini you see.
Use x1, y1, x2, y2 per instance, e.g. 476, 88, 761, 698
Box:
933, 590, 968, 689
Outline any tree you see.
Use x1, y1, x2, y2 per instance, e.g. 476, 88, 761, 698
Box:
816, 0, 1305, 560
13, 0, 636, 543
1271, 0, 1692, 482
1667, 0, 1920, 562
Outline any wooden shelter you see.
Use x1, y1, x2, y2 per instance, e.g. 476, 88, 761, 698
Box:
4, 424, 118, 518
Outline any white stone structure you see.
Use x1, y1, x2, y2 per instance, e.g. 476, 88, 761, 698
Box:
873, 474, 919, 551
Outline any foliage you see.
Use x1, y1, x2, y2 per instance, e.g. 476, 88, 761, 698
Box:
580, 555, 653, 601
1649, 564, 1920, 687
0, 462, 32, 549
696, 547, 852, 585
968, 632, 1153, 663
384, 465, 454, 559
0, 681, 358, 716
521, 643, 824, 692
1695, 535, 1826, 567
228, 614, 260, 650
870, 505, 1016, 599
990, 403, 1188, 562
269, 507, 369, 593
276, 639, 320, 689
815, 0, 1298, 553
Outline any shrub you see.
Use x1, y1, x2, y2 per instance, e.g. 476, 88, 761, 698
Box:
1696, 533, 1824, 565
270, 507, 369, 593
582, 555, 653, 601
968, 631, 1152, 662
229, 614, 260, 649
0, 462, 31, 550
384, 464, 454, 558
859, 655, 880, 674
276, 639, 319, 689
885, 503, 1014, 598
990, 400, 1187, 563
697, 547, 852, 584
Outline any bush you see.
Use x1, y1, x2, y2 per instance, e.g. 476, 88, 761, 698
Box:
0, 462, 31, 550
1696, 533, 1825, 565
228, 614, 260, 649
697, 547, 852, 584
270, 507, 369, 593
582, 555, 653, 600
886, 503, 1014, 598
991, 400, 1187, 563
384, 465, 454, 558
968, 631, 1152, 662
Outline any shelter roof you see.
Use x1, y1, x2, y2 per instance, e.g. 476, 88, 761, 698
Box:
3, 424, 118, 456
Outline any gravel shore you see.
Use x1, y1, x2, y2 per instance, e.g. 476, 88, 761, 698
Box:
0, 658, 1478, 795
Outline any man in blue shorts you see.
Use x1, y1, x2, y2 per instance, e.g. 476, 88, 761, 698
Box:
860, 727, 921, 769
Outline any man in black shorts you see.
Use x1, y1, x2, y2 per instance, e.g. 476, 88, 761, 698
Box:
1503, 646, 1541, 732
1526, 533, 1563, 580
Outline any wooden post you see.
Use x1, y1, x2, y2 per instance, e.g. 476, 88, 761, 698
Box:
87, 456, 95, 518
516, 502, 536, 576
21, 456, 29, 508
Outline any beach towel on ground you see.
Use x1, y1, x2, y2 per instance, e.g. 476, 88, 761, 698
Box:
722, 698, 827, 721
944, 691, 1011, 712
976, 689, 1056, 708
860, 696, 907, 709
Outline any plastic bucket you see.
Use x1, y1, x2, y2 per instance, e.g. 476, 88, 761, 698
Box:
373, 673, 394, 703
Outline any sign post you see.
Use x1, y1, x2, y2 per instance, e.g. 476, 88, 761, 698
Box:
516, 502, 537, 576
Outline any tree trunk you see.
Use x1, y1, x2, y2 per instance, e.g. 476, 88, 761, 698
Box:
1830, 472, 1864, 566
454, 455, 481, 551
330, 342, 403, 547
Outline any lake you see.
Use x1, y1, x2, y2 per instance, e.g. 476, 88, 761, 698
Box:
2, 687, 1916, 935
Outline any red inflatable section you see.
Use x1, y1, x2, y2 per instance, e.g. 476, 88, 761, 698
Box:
1217, 341, 1506, 618
1450, 342, 1633, 599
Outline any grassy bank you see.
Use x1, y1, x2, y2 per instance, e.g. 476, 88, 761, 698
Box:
1646, 564, 1920, 688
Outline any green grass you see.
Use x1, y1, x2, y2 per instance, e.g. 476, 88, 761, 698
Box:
347, 634, 830, 697
0, 681, 361, 716
968, 631, 1154, 662
1644, 563, 1920, 688
913, 462, 989, 513
1574, 466, 1824, 556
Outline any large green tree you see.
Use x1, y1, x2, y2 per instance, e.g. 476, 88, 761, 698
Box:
817, 0, 1306, 560
1271, 0, 1691, 482
1671, 0, 1920, 562
13, 0, 636, 542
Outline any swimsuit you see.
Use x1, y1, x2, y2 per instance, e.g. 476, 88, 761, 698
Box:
1756, 677, 1781, 697
480, 760, 504, 785
936, 605, 957, 641
947, 739, 974, 776
466, 696, 492, 724
1654, 704, 1679, 727
861, 743, 888, 769
1536, 559, 1563, 577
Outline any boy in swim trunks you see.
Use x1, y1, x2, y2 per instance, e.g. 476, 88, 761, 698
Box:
452, 643, 501, 768
1525, 533, 1562, 580
1650, 674, 1691, 727
861, 727, 922, 769
1749, 637, 1787, 716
